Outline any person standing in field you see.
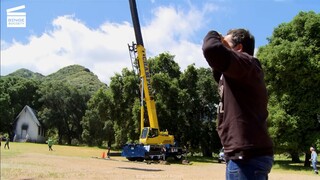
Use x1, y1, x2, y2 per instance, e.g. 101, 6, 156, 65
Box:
202, 29, 274, 179
4, 135, 10, 149
46, 138, 54, 151
310, 147, 318, 174
107, 146, 111, 159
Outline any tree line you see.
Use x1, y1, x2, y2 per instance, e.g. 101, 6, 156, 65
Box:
0, 54, 221, 156
0, 11, 319, 164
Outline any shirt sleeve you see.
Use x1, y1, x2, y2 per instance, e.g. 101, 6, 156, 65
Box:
202, 30, 257, 80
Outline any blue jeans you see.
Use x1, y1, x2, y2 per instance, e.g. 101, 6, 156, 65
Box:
312, 161, 318, 172
226, 156, 273, 180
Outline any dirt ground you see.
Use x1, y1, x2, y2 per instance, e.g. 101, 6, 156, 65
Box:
1, 153, 319, 180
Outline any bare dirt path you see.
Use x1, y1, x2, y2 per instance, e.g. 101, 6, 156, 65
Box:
1, 153, 319, 180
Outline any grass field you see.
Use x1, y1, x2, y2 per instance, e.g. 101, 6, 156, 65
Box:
1, 142, 109, 158
1, 142, 319, 179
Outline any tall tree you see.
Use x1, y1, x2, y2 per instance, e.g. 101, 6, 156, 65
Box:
109, 68, 140, 147
149, 53, 181, 79
38, 81, 90, 144
179, 65, 220, 156
179, 65, 202, 152
257, 11, 320, 164
81, 88, 114, 146
196, 67, 221, 156
148, 53, 182, 142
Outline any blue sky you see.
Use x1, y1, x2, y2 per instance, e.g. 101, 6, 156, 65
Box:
1, 0, 319, 83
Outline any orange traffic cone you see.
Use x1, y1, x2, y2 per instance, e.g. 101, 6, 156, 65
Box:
102, 152, 105, 159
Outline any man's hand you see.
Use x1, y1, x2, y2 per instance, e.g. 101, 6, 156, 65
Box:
221, 37, 231, 48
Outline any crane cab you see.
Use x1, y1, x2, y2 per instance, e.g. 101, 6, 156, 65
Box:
139, 127, 174, 145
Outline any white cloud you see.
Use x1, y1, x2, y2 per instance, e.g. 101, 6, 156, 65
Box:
144, 3, 217, 70
1, 40, 11, 50
1, 3, 219, 84
2, 15, 134, 83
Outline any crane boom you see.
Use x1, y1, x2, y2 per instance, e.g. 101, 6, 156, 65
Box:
129, 0, 159, 130
129, 0, 143, 46
121, 0, 185, 162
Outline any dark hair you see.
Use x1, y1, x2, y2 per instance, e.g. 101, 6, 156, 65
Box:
227, 29, 255, 56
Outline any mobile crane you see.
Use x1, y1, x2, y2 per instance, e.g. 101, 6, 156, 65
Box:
121, 0, 185, 161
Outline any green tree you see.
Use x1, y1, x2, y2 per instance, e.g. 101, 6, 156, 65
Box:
108, 68, 140, 147
0, 76, 41, 137
81, 88, 114, 146
149, 53, 181, 79
148, 53, 182, 143
179, 65, 220, 156
115, 53, 221, 157
257, 11, 320, 164
152, 72, 181, 136
38, 81, 90, 144
196, 67, 221, 156
179, 65, 202, 152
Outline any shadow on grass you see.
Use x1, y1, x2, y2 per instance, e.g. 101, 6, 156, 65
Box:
187, 156, 216, 163
118, 167, 163, 171
171, 156, 317, 172
273, 160, 316, 171
165, 156, 220, 165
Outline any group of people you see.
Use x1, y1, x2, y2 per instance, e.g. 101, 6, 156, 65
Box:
0, 135, 54, 152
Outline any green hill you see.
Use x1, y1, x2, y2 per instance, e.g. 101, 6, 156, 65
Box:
44, 65, 107, 94
7, 68, 44, 80
6, 65, 107, 95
